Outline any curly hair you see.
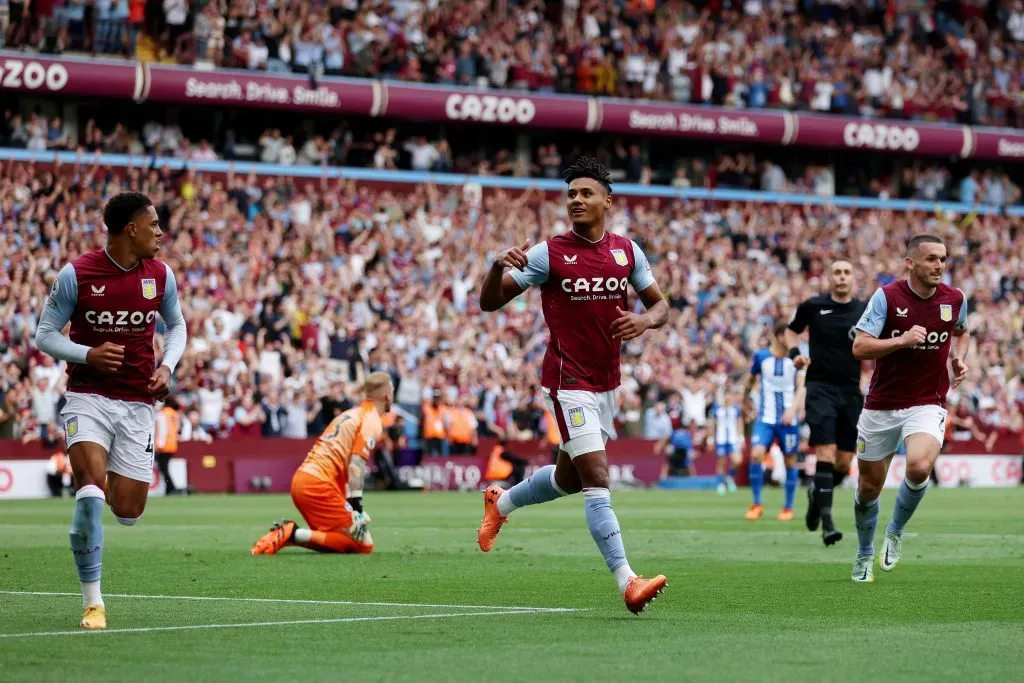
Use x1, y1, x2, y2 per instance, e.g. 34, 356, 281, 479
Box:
562, 156, 612, 193
102, 192, 153, 235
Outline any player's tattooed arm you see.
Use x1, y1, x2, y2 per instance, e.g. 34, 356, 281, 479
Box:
347, 457, 367, 513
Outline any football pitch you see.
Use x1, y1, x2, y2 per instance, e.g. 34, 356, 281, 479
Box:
1, 487, 1022, 683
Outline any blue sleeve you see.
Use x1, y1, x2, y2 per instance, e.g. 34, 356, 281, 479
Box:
159, 265, 187, 372
34, 264, 90, 364
955, 289, 969, 332
46, 263, 79, 321
508, 242, 550, 290
855, 288, 888, 338
629, 240, 656, 292
749, 350, 765, 376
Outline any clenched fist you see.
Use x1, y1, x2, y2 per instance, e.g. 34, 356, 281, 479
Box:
898, 325, 927, 348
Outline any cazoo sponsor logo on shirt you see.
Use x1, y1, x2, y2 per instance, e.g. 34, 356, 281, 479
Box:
86, 310, 158, 333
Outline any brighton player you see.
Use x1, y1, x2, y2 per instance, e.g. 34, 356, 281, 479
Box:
477, 156, 670, 614
743, 322, 806, 522
850, 235, 968, 582
34, 192, 187, 629
707, 389, 744, 495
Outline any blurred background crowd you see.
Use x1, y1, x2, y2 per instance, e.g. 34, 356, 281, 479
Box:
2, 0, 1022, 457
1, 155, 1022, 452
4, 0, 1023, 128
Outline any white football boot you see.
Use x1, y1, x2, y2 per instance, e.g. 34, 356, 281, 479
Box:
852, 553, 875, 583
880, 528, 903, 572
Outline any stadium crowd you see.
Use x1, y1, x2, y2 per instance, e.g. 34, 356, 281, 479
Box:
4, 0, 1022, 127
1, 156, 1022, 451
3, 113, 1022, 204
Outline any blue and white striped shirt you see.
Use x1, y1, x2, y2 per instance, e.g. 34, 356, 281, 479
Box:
750, 349, 800, 425
711, 403, 742, 446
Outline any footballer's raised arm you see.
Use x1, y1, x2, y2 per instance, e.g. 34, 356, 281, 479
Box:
480, 242, 549, 312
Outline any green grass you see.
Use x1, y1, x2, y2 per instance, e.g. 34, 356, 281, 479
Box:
1, 487, 1022, 683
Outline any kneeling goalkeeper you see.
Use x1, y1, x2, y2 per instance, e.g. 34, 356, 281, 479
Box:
251, 373, 393, 556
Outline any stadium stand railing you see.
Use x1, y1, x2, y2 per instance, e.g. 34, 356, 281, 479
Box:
5, 148, 1023, 216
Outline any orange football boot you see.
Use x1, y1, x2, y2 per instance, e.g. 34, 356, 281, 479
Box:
624, 575, 668, 615
80, 605, 107, 630
251, 519, 296, 556
477, 485, 508, 552
745, 504, 764, 521
777, 508, 795, 522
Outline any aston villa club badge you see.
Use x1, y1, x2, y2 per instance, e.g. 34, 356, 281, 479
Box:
141, 278, 157, 300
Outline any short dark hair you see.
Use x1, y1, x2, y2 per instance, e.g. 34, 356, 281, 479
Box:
103, 192, 153, 235
773, 321, 789, 338
562, 156, 612, 193
907, 234, 944, 257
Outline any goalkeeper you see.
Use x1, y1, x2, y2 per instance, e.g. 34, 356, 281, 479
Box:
250, 373, 392, 556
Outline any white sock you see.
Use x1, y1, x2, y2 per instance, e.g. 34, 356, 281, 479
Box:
496, 491, 518, 517
613, 563, 637, 594
82, 580, 103, 609
294, 528, 312, 543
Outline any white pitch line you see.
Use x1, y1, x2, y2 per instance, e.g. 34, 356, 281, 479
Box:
0, 608, 577, 639
0, 590, 578, 613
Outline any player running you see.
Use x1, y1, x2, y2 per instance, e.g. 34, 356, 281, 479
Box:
785, 258, 867, 546
744, 322, 806, 522
707, 389, 744, 495
477, 157, 670, 614
34, 192, 187, 630
250, 372, 393, 557
849, 235, 969, 582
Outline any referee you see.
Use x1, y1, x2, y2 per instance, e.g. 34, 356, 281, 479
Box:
785, 259, 867, 546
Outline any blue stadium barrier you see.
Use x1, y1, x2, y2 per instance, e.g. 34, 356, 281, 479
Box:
657, 476, 721, 491
3, 147, 1022, 217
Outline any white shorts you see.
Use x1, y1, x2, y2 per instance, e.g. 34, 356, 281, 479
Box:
855, 405, 948, 462
61, 392, 156, 483
541, 388, 617, 458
